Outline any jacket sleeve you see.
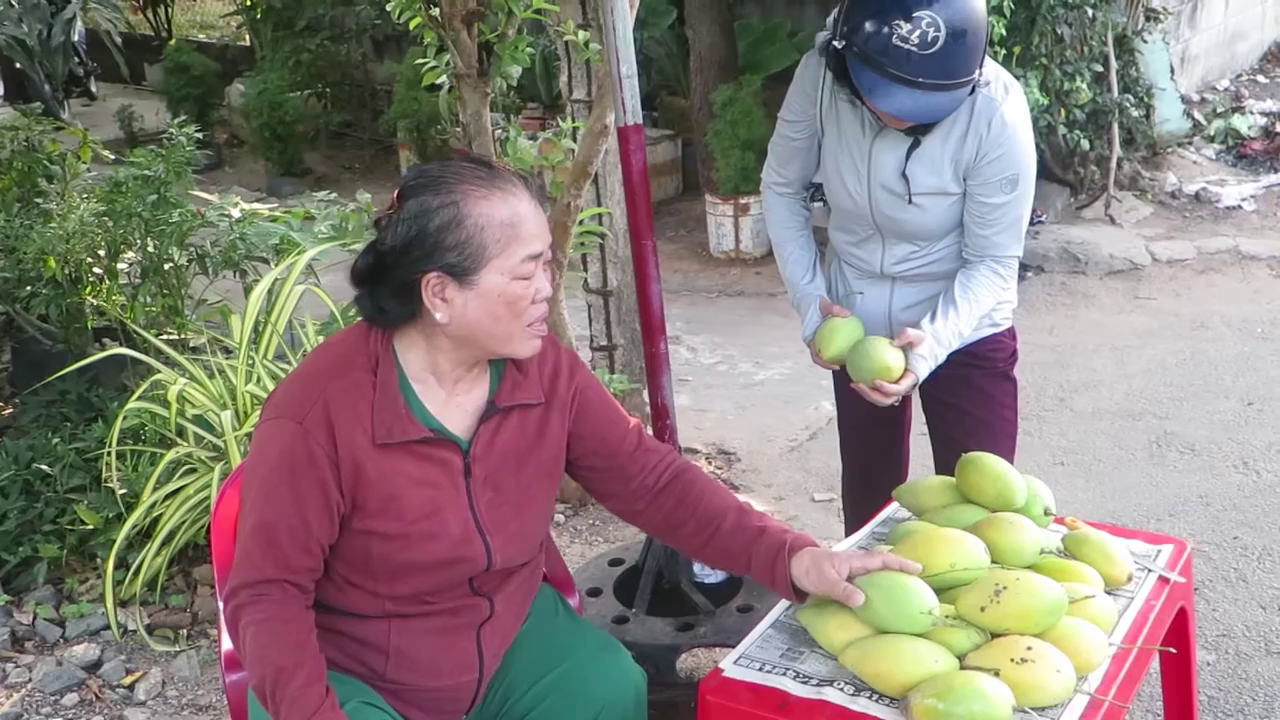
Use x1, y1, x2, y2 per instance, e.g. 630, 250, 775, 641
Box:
761, 48, 829, 346
222, 418, 348, 720
561, 351, 820, 601
908, 90, 1037, 382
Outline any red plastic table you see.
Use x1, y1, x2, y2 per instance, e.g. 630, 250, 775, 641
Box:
697, 518, 1198, 720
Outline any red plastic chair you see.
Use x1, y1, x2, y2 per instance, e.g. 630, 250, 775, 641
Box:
210, 464, 583, 720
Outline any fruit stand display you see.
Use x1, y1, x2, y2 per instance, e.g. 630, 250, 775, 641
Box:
699, 452, 1191, 720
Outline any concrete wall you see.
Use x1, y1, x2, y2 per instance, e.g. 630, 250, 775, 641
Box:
1157, 0, 1280, 92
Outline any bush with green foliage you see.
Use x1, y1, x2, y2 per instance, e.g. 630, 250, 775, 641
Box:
704, 74, 774, 197
240, 62, 311, 177
158, 40, 225, 134
385, 47, 457, 163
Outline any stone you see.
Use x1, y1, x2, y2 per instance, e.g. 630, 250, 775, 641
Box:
121, 606, 148, 633
166, 651, 201, 682
63, 613, 109, 642
811, 492, 838, 502
1023, 224, 1152, 275
30, 657, 56, 677
32, 664, 88, 695
0, 627, 12, 652
32, 619, 62, 645
193, 596, 217, 625
99, 646, 121, 665
553, 513, 567, 526
0, 710, 24, 720
15, 654, 36, 668
62, 643, 102, 670
148, 609, 192, 631
122, 709, 152, 720
1193, 236, 1238, 255
190, 565, 215, 587
20, 586, 61, 612
96, 659, 127, 685
132, 669, 164, 703
0, 606, 13, 626
1237, 238, 1280, 260
12, 610, 33, 626
10, 626, 34, 643
1077, 190, 1154, 225
58, 692, 80, 708
5, 666, 31, 687
1147, 240, 1198, 263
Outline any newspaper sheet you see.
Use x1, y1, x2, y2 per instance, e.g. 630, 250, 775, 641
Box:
718, 502, 1176, 719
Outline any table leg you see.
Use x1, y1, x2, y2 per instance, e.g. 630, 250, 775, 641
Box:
1159, 566, 1200, 720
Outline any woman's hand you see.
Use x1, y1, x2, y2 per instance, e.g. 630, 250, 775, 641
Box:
807, 298, 852, 371
789, 546, 923, 608
850, 327, 926, 407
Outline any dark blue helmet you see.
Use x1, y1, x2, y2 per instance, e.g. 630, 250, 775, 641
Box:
830, 0, 990, 125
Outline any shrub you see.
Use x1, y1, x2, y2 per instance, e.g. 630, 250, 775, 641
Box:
240, 62, 311, 177
704, 74, 774, 197
384, 47, 457, 163
158, 40, 225, 134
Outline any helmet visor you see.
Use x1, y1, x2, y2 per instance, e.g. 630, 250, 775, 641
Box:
845, 52, 974, 125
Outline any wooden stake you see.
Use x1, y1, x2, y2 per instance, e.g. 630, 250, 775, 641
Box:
1104, 16, 1122, 225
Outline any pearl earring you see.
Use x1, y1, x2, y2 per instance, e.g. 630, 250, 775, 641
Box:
434, 313, 443, 322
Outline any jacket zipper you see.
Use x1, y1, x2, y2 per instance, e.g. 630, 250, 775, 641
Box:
866, 127, 893, 332
463, 405, 499, 715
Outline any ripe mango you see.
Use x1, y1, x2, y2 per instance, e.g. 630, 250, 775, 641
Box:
921, 503, 991, 529
891, 526, 992, 590
893, 475, 965, 516
838, 633, 959, 699
845, 335, 907, 385
966, 512, 1044, 568
937, 585, 969, 604
1017, 474, 1058, 528
813, 315, 866, 365
925, 604, 991, 657
901, 669, 1017, 720
851, 570, 940, 635
887, 519, 939, 545
962, 635, 1077, 709
1061, 518, 1136, 589
1061, 581, 1120, 634
954, 568, 1068, 635
1037, 615, 1111, 677
1031, 554, 1105, 589
954, 451, 1027, 512
793, 598, 879, 657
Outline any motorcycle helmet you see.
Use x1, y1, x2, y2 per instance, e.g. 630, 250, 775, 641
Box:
829, 0, 990, 125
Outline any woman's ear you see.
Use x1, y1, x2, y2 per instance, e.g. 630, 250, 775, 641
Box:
419, 272, 454, 324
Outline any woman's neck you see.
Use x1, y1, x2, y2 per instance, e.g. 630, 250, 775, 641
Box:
392, 325, 490, 394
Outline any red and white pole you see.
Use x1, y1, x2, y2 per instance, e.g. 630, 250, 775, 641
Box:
598, 0, 680, 451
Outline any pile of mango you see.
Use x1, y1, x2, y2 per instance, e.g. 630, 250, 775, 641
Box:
794, 451, 1139, 719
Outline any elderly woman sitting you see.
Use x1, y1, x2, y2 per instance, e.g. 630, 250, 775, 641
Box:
222, 155, 920, 720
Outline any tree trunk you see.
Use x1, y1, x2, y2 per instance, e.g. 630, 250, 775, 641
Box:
438, 0, 496, 158
684, 0, 739, 194
549, 0, 645, 507
456, 77, 496, 158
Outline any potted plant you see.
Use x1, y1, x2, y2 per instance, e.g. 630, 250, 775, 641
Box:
239, 62, 311, 197
703, 73, 775, 260
514, 32, 563, 133
157, 40, 225, 170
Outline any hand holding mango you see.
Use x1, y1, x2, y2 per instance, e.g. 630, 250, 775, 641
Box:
811, 313, 923, 407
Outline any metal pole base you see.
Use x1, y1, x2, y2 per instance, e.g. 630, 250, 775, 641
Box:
572, 539, 779, 686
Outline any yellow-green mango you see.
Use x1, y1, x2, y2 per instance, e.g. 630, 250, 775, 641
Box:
954, 451, 1027, 511
1061, 581, 1120, 634
851, 570, 940, 635
1061, 519, 1136, 589
1037, 615, 1111, 677
1030, 554, 1105, 589
937, 585, 969, 604
901, 669, 1017, 720
1016, 474, 1058, 528
921, 503, 991, 529
838, 633, 959, 699
962, 635, 1077, 709
887, 519, 939, 545
924, 604, 991, 657
966, 512, 1044, 568
793, 598, 879, 657
891, 526, 992, 590
954, 568, 1068, 635
893, 475, 965, 516
813, 315, 866, 365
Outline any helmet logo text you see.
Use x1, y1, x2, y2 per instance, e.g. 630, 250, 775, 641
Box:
889, 11, 946, 55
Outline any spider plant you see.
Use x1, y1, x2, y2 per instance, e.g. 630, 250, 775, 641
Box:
39, 243, 358, 649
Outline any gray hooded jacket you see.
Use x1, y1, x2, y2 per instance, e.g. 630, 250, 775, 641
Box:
761, 16, 1037, 383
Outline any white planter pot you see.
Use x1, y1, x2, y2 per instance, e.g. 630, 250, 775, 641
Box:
645, 127, 683, 202
705, 192, 771, 260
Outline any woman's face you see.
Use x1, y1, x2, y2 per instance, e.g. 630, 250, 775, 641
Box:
422, 192, 553, 360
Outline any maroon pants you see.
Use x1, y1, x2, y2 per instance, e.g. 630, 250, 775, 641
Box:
832, 326, 1020, 536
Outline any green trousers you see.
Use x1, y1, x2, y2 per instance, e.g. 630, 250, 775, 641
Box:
248, 583, 647, 720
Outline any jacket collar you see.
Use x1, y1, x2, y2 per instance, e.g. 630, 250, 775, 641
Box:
367, 323, 546, 445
